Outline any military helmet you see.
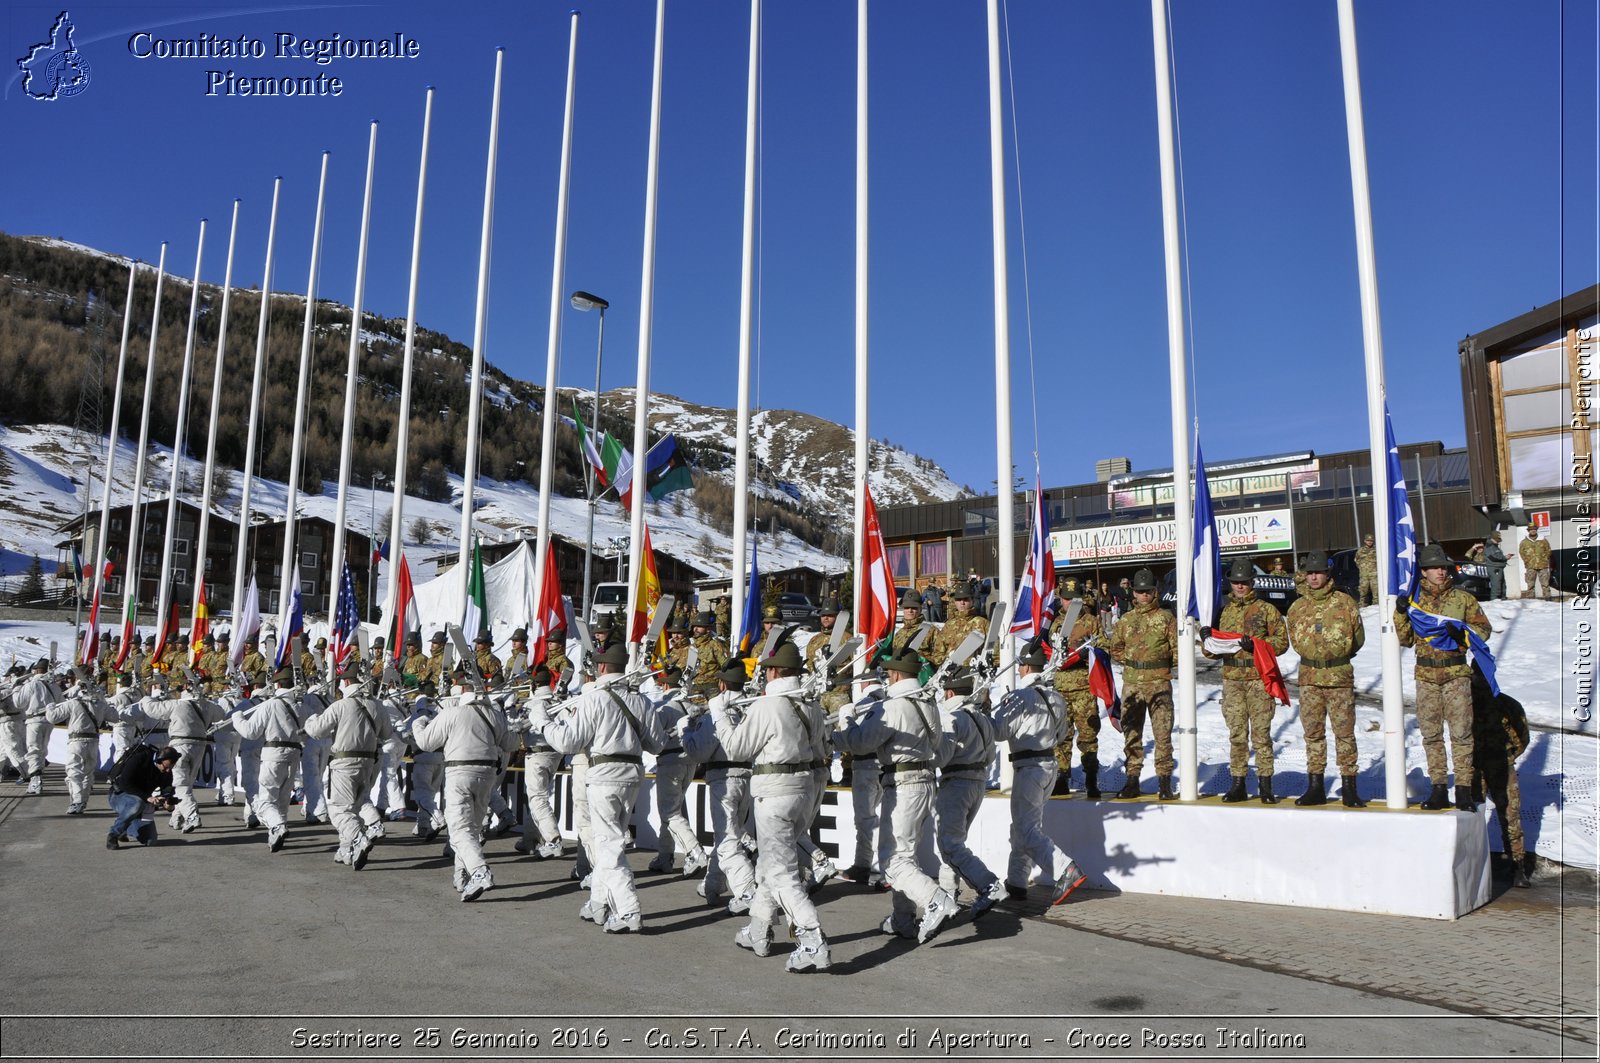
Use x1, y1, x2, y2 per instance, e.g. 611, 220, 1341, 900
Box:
819, 598, 841, 616
273, 665, 294, 685
530, 663, 553, 688
763, 640, 804, 671
899, 589, 922, 609
430, 631, 447, 646
1417, 542, 1454, 569
417, 679, 438, 697
718, 659, 749, 686
595, 643, 629, 668
217, 633, 230, 644
1364, 533, 1375, 545
546, 628, 566, 642
949, 585, 972, 602
315, 637, 328, 649
1226, 557, 1254, 584
406, 631, 422, 648
762, 605, 781, 622
99, 632, 111, 643
665, 619, 688, 635
658, 665, 684, 686
941, 665, 976, 695
1059, 576, 1081, 598
1303, 549, 1329, 571
1130, 568, 1157, 592
879, 645, 921, 675
693, 611, 716, 629
31, 658, 49, 673
1016, 639, 1048, 670
510, 628, 529, 642
593, 615, 617, 633
473, 632, 491, 646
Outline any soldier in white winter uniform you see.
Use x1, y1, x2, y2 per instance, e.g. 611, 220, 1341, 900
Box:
644, 667, 709, 876
399, 681, 446, 840
45, 671, 114, 814
304, 664, 394, 871
933, 667, 1004, 911
230, 666, 309, 852
0, 665, 28, 783
14, 660, 62, 796
682, 660, 757, 910
514, 666, 565, 860
129, 678, 224, 832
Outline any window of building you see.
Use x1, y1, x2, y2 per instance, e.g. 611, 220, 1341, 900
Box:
886, 544, 911, 581
173, 539, 189, 556
918, 540, 948, 578
301, 551, 319, 570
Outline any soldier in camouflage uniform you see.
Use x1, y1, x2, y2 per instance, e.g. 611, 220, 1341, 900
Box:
1395, 542, 1493, 812
805, 600, 853, 712
240, 637, 268, 689
1049, 579, 1104, 798
473, 633, 501, 683
299, 638, 325, 684
154, 634, 181, 676
1202, 557, 1290, 804
400, 632, 428, 687
95, 634, 115, 690
714, 596, 732, 641
1519, 525, 1552, 599
197, 634, 230, 696
502, 628, 530, 678
1355, 533, 1377, 606
1286, 550, 1367, 807
369, 636, 387, 679
664, 620, 691, 672
688, 611, 729, 693
1472, 675, 1532, 887
889, 590, 945, 669
545, 630, 571, 680
421, 631, 450, 688
935, 585, 988, 665
1107, 568, 1178, 800
761, 604, 782, 645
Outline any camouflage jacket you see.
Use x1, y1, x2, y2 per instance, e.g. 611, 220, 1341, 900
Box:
240, 650, 267, 687
1204, 592, 1289, 674
197, 650, 230, 693
546, 646, 571, 680
1286, 584, 1365, 688
1519, 537, 1551, 570
475, 650, 501, 682
1395, 577, 1491, 684
1354, 545, 1377, 576
805, 624, 854, 694
936, 612, 988, 664
1108, 602, 1178, 687
400, 650, 428, 685
502, 649, 529, 678
298, 650, 323, 682
1051, 608, 1103, 695
689, 634, 728, 688
891, 622, 945, 667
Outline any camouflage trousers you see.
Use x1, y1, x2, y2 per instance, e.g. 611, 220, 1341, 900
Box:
1478, 752, 1525, 861
1358, 573, 1377, 607
1415, 677, 1474, 787
1299, 684, 1358, 776
1524, 567, 1551, 598
1052, 690, 1100, 771
1121, 685, 1174, 777
1221, 676, 1276, 778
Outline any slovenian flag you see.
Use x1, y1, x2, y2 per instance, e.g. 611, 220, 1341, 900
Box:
1187, 438, 1223, 630
1201, 629, 1290, 705
273, 565, 304, 671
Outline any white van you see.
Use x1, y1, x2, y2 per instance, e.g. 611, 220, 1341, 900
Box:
589, 582, 628, 625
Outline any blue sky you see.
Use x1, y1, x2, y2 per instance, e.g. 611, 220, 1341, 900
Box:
2, 0, 1594, 495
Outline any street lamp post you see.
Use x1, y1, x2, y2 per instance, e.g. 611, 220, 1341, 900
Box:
571, 290, 608, 623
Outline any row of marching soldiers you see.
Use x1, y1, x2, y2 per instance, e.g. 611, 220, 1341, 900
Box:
0, 595, 1094, 975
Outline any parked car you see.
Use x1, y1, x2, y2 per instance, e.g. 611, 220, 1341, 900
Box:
1158, 557, 1296, 613
1552, 548, 1588, 597
1453, 560, 1492, 601
589, 581, 628, 625
778, 592, 819, 624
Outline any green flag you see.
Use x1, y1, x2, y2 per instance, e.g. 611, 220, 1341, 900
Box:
464, 535, 488, 639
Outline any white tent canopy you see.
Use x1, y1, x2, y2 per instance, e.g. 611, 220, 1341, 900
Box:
380, 539, 544, 660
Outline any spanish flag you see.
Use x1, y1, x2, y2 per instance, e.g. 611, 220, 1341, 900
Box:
631, 524, 665, 664
190, 578, 209, 664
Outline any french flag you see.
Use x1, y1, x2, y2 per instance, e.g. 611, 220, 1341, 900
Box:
1010, 479, 1057, 640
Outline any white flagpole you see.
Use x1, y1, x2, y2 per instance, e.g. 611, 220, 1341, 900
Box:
153, 219, 207, 646
191, 199, 240, 643
279, 152, 331, 628
1151, 0, 1198, 801
119, 244, 167, 648
626, 0, 666, 667
1337, 0, 1406, 809
853, 0, 869, 678
89, 261, 139, 616
459, 49, 504, 600
329, 121, 379, 620
729, 0, 760, 655
534, 16, 581, 636
231, 178, 281, 636
385, 88, 435, 640
984, 0, 1017, 730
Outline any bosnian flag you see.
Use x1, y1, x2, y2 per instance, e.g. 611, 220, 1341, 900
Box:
1010, 480, 1057, 640
1202, 629, 1290, 705
1385, 403, 1418, 600
1186, 438, 1222, 630
858, 482, 896, 650
230, 576, 261, 669
273, 564, 304, 671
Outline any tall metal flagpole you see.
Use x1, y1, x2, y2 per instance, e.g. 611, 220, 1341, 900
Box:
459, 50, 505, 602
384, 89, 435, 636
984, 0, 1017, 724
626, 0, 666, 667
852, 0, 869, 679
231, 179, 281, 634
279, 152, 331, 624
329, 122, 379, 619
1337, 0, 1406, 808
153, 220, 207, 649
190, 200, 240, 646
88, 262, 140, 622
534, 17, 581, 633
119, 244, 167, 646
1152, 0, 1198, 801
729, 0, 760, 654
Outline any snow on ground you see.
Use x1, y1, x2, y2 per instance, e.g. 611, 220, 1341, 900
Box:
5, 603, 1594, 869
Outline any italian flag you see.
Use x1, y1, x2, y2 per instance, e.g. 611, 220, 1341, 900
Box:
113, 594, 138, 672
463, 535, 488, 640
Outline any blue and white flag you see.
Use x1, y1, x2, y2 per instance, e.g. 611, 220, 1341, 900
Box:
1186, 439, 1222, 629
1385, 405, 1417, 599
272, 564, 304, 671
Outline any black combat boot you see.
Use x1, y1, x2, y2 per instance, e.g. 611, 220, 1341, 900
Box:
1117, 778, 1141, 800
1454, 785, 1477, 812
1296, 775, 1327, 806
1420, 783, 1451, 810
1220, 776, 1248, 803
1258, 776, 1279, 805
1052, 770, 1072, 797
1339, 775, 1366, 808
1083, 754, 1101, 800
1156, 774, 1176, 801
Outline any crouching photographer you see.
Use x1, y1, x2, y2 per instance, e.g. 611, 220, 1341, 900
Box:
105, 745, 179, 850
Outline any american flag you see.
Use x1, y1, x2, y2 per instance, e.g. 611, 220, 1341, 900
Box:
1009, 479, 1058, 639
1384, 404, 1417, 600
330, 561, 358, 670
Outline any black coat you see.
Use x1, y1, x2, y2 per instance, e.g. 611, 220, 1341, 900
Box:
110, 747, 170, 801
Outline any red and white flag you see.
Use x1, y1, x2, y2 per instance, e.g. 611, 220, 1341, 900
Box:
387, 553, 420, 662
1202, 631, 1290, 705
859, 482, 896, 650
531, 543, 564, 672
